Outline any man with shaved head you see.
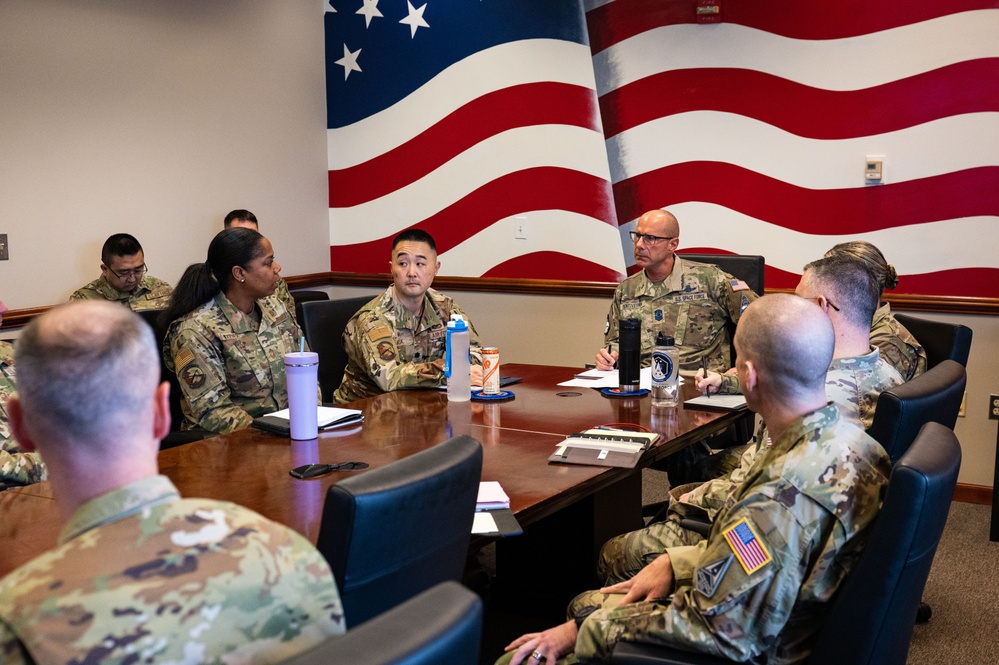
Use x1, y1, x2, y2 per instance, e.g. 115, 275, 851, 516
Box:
0, 301, 345, 663
596, 209, 757, 373
500, 294, 889, 664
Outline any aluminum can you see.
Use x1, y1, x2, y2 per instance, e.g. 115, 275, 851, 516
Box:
482, 347, 500, 394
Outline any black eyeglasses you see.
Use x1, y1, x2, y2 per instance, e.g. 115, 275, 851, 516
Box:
289, 461, 369, 479
805, 295, 840, 312
628, 231, 675, 246
106, 263, 148, 279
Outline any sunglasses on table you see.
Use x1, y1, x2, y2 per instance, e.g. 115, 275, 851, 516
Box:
288, 461, 369, 479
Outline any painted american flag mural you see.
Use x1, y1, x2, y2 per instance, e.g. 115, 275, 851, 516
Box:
324, 0, 624, 282
327, 0, 999, 298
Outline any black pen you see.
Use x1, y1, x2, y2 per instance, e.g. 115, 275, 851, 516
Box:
608, 344, 616, 369
701, 355, 710, 397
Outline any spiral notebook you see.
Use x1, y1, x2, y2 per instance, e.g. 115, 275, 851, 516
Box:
547, 429, 660, 468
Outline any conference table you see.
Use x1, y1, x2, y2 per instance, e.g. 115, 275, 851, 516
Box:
0, 363, 746, 598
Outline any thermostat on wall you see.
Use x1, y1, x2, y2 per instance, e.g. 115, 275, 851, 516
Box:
865, 155, 884, 185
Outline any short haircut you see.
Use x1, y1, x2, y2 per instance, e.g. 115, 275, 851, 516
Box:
392, 228, 436, 254
802, 254, 881, 329
824, 240, 899, 293
735, 294, 834, 397
14, 301, 160, 446
101, 233, 143, 266
224, 209, 258, 228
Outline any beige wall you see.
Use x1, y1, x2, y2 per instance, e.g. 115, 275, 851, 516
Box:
0, 0, 330, 310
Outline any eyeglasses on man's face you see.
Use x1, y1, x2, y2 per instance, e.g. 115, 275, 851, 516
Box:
628, 231, 675, 246
105, 264, 148, 280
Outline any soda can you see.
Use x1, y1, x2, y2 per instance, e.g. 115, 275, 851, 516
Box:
482, 347, 500, 394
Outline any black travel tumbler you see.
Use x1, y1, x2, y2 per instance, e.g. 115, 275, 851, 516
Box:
618, 318, 641, 392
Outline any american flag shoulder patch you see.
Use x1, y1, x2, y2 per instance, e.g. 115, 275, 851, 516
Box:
723, 518, 772, 575
730, 279, 750, 292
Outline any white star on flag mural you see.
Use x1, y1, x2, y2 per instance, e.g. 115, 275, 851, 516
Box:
399, 2, 429, 39
335, 44, 361, 80
356, 0, 382, 28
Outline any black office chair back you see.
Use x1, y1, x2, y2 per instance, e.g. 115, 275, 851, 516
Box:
892, 312, 972, 368
291, 289, 329, 323
300, 296, 374, 402
135, 309, 207, 447
676, 253, 765, 296
868, 360, 966, 464
609, 423, 960, 665
808, 422, 960, 665
279, 581, 483, 665
315, 435, 482, 629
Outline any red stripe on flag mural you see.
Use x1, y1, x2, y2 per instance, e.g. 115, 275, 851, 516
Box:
586, 0, 996, 54
599, 60, 999, 140
611, 165, 999, 236
329, 82, 601, 208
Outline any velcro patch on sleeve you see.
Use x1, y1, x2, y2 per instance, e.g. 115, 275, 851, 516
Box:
730, 279, 750, 292
366, 325, 393, 343
175, 347, 196, 370
723, 518, 772, 575
696, 555, 733, 598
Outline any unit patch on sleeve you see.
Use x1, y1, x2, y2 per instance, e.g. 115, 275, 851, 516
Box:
723, 518, 772, 574
696, 555, 733, 598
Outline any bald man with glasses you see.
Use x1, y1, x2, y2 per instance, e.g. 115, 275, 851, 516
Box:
596, 209, 758, 375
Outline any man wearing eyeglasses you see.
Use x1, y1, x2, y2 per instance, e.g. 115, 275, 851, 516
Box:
69, 233, 173, 311
595, 209, 757, 374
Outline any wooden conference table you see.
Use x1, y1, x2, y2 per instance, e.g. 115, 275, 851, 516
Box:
0, 364, 745, 595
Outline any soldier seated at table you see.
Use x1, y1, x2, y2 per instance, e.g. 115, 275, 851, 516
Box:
0, 301, 344, 663
0, 299, 46, 489
69, 233, 173, 311
498, 294, 890, 665
223, 209, 297, 319
334, 228, 483, 403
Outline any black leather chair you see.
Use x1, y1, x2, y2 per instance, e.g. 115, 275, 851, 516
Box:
279, 581, 483, 665
868, 359, 966, 464
300, 296, 374, 402
135, 309, 208, 448
291, 289, 329, 323
609, 421, 961, 665
892, 312, 972, 368
315, 435, 482, 629
676, 253, 765, 297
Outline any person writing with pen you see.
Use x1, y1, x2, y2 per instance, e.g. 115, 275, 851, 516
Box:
595, 209, 757, 374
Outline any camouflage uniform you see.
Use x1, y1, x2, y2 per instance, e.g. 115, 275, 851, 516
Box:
599, 347, 902, 585
566, 404, 889, 664
0, 475, 345, 664
70, 274, 173, 311
0, 342, 46, 489
272, 278, 299, 322
603, 258, 757, 374
871, 303, 928, 381
333, 286, 482, 404
165, 292, 305, 433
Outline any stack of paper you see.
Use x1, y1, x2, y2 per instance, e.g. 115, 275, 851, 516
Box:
476, 481, 510, 511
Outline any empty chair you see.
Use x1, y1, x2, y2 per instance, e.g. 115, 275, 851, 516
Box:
315, 435, 482, 628
892, 312, 972, 368
868, 359, 966, 464
609, 421, 961, 665
300, 296, 374, 402
279, 581, 482, 665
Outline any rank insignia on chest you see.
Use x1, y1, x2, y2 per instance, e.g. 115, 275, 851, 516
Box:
723, 518, 772, 574
654, 309, 663, 321
696, 555, 733, 598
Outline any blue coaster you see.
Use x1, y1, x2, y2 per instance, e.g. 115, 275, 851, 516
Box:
600, 387, 649, 398
471, 389, 516, 401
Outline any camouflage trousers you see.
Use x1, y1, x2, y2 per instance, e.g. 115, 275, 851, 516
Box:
598, 490, 707, 586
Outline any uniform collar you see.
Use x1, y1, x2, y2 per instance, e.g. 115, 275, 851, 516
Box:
59, 475, 180, 545
388, 285, 442, 331
97, 274, 150, 301
829, 346, 881, 372
635, 255, 686, 296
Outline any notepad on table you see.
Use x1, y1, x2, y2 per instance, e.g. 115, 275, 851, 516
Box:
476, 481, 510, 511
548, 429, 660, 468
252, 406, 363, 436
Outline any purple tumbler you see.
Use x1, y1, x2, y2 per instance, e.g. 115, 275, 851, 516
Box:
284, 351, 319, 440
